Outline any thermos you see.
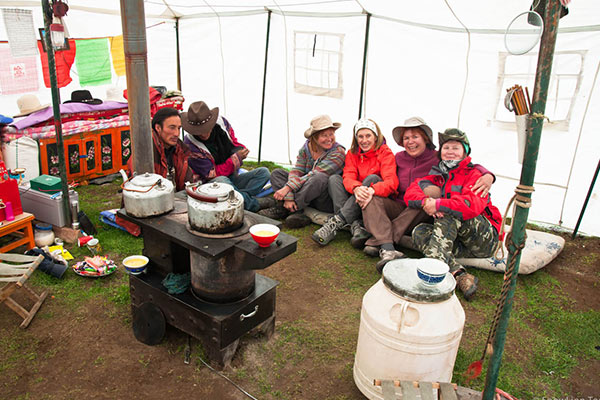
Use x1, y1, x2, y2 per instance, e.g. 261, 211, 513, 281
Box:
70, 199, 80, 230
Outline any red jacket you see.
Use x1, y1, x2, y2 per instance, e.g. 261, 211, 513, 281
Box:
404, 156, 503, 238
343, 144, 399, 198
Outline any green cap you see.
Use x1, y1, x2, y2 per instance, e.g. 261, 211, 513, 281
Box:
438, 128, 471, 155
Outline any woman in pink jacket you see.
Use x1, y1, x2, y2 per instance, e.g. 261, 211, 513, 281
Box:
312, 118, 398, 248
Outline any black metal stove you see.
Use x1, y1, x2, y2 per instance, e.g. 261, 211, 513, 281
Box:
117, 198, 297, 368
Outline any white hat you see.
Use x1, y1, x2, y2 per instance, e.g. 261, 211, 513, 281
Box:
105, 87, 127, 103
13, 94, 50, 118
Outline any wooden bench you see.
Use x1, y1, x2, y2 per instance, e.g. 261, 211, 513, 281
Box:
374, 379, 458, 400
0, 253, 48, 328
0, 212, 35, 253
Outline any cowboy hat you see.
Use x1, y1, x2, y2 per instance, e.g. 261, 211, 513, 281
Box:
105, 87, 127, 103
181, 101, 219, 137
392, 116, 434, 147
64, 89, 103, 105
13, 94, 50, 118
304, 115, 341, 138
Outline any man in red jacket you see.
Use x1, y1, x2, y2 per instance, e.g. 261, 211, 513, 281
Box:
405, 129, 503, 301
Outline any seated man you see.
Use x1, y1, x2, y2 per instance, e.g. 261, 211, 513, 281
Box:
182, 101, 272, 212
128, 107, 197, 191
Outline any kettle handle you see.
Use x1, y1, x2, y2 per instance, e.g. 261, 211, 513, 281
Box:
185, 186, 218, 203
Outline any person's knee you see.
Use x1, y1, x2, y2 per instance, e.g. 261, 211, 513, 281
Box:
212, 176, 231, 184
254, 167, 270, 180
362, 174, 382, 186
328, 174, 342, 185
308, 172, 329, 188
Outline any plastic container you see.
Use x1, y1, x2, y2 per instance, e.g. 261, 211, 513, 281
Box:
34, 223, 55, 247
353, 258, 465, 400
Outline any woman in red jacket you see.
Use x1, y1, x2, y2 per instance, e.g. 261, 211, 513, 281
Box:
312, 118, 399, 249
404, 128, 503, 301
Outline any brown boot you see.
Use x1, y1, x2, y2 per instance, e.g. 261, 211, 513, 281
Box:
454, 271, 478, 301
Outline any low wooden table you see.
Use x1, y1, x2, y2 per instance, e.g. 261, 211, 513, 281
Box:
0, 212, 35, 253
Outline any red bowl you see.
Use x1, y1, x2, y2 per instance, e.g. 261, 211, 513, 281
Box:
249, 224, 280, 247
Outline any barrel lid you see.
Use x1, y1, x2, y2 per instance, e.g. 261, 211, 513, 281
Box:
382, 258, 456, 303
195, 182, 234, 201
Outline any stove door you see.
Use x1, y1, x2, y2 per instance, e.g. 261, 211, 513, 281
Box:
143, 230, 190, 275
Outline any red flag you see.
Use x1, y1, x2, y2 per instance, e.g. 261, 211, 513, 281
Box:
37, 39, 76, 88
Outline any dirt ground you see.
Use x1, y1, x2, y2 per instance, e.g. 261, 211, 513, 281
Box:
1, 227, 599, 400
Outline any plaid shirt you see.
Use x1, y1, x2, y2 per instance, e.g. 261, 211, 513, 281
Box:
285, 140, 345, 199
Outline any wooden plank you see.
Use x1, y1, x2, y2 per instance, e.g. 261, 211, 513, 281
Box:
400, 380, 419, 400
381, 380, 397, 400
20, 289, 48, 329
419, 381, 435, 400
439, 382, 458, 400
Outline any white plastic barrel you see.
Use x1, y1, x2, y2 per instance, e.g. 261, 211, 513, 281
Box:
353, 258, 465, 399
1, 137, 40, 182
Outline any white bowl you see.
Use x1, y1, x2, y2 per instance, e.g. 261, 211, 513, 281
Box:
416, 258, 449, 285
123, 255, 149, 275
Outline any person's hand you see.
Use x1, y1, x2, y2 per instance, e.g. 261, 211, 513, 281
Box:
236, 148, 249, 160
357, 189, 374, 209
273, 186, 291, 201
422, 197, 438, 216
283, 200, 297, 212
472, 173, 494, 198
353, 186, 371, 203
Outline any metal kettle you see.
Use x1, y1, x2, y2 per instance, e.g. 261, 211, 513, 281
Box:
120, 170, 175, 218
186, 181, 244, 234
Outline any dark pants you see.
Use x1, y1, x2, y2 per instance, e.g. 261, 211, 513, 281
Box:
362, 196, 430, 246
270, 168, 334, 212
328, 174, 382, 224
212, 167, 270, 212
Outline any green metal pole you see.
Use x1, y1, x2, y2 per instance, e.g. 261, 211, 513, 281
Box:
358, 12, 371, 119
175, 17, 182, 92
482, 1, 562, 398
41, 0, 71, 227
257, 9, 272, 164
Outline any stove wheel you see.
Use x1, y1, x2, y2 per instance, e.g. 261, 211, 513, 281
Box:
132, 302, 166, 345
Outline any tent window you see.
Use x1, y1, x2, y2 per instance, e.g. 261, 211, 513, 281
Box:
493, 50, 586, 130
293, 31, 344, 99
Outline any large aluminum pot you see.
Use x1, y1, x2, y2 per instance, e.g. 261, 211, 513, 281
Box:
186, 181, 244, 234
122, 172, 175, 218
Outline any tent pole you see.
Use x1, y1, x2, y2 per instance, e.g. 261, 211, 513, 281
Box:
481, 1, 562, 398
358, 12, 371, 119
258, 9, 272, 164
41, 0, 71, 227
175, 17, 182, 92
572, 158, 600, 238
119, 0, 153, 174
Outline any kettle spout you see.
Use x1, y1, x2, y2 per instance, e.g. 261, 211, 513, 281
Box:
119, 169, 129, 183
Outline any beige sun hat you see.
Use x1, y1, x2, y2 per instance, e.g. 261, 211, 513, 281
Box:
13, 94, 50, 118
392, 116, 434, 147
304, 115, 341, 138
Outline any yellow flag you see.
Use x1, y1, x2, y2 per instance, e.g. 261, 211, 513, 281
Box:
110, 35, 126, 76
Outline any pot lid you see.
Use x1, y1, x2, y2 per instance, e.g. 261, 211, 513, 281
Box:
382, 258, 456, 303
195, 182, 235, 201
129, 172, 167, 188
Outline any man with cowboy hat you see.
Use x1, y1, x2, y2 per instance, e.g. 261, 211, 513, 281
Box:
129, 107, 197, 191
182, 101, 272, 212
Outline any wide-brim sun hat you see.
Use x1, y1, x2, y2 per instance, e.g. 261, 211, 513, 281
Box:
64, 89, 103, 105
181, 101, 219, 136
304, 114, 341, 138
13, 94, 50, 118
438, 128, 471, 155
392, 116, 434, 147
105, 87, 127, 103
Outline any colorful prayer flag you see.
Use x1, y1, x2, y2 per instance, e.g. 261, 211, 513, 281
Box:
110, 35, 126, 77
37, 39, 76, 88
1, 9, 38, 57
0, 45, 39, 94
75, 38, 112, 86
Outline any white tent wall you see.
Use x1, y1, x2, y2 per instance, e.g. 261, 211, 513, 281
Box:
0, 1, 599, 236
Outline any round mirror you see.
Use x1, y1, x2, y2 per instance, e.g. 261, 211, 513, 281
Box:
504, 11, 544, 55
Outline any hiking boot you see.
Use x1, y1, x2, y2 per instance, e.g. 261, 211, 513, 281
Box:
350, 219, 371, 249
257, 196, 277, 210
311, 214, 345, 246
285, 212, 312, 229
363, 245, 379, 257
375, 249, 405, 273
258, 204, 289, 220
454, 271, 478, 301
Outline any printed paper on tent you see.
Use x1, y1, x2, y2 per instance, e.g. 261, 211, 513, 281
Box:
1, 9, 38, 57
110, 35, 126, 77
75, 38, 112, 86
37, 39, 76, 88
0, 45, 39, 95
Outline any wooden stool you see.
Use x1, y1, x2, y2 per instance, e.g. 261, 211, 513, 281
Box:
0, 212, 35, 253
0, 253, 48, 328
374, 380, 458, 400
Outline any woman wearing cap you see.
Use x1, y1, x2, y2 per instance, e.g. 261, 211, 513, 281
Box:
311, 118, 398, 249
259, 115, 346, 228
404, 129, 503, 300
361, 117, 494, 272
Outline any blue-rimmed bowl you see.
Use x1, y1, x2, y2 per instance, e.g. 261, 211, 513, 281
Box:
416, 258, 449, 285
123, 255, 149, 275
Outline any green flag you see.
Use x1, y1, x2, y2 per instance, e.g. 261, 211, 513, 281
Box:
75, 38, 112, 86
